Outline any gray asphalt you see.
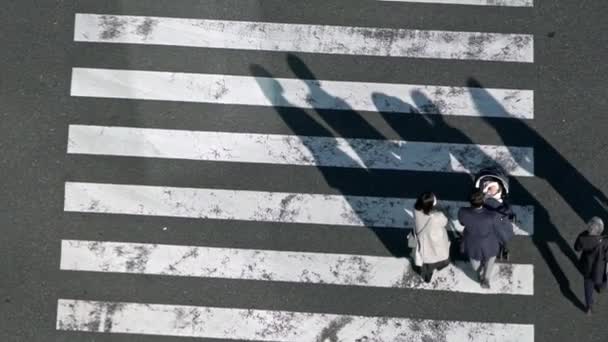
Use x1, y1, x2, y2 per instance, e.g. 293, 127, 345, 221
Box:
1, 0, 608, 341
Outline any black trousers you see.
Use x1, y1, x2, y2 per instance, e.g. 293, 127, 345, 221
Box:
584, 276, 608, 310
420, 259, 450, 283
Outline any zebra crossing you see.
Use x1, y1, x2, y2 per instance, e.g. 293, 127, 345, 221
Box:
74, 13, 534, 62
63, 181, 534, 234
59, 1, 536, 341
70, 68, 534, 118
61, 239, 533, 295
67, 125, 534, 175
57, 299, 535, 341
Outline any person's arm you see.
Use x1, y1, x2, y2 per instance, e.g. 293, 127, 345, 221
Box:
574, 234, 582, 252
457, 208, 466, 226
455, 209, 467, 236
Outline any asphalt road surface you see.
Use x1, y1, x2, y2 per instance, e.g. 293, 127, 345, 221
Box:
1, 0, 608, 341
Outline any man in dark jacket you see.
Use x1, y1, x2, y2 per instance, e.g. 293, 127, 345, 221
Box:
482, 183, 515, 261
574, 217, 608, 315
458, 190, 511, 289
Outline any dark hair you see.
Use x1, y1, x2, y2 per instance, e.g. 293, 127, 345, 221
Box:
470, 190, 485, 208
414, 192, 436, 215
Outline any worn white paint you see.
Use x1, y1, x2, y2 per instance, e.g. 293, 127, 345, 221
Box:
379, 0, 533, 7
57, 299, 535, 341
68, 125, 535, 176
74, 14, 534, 62
70, 68, 534, 119
61, 240, 534, 295
63, 182, 534, 235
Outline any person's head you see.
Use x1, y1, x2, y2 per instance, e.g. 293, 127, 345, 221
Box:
587, 217, 604, 236
469, 190, 485, 208
483, 181, 501, 197
414, 192, 437, 215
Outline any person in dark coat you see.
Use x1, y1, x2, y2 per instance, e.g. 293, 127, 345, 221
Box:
481, 180, 515, 260
458, 190, 511, 289
574, 217, 608, 315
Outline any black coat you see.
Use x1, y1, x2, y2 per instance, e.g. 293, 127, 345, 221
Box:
458, 207, 506, 261
574, 231, 608, 284
483, 198, 515, 243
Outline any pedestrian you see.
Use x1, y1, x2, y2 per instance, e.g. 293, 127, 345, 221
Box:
458, 190, 510, 289
411, 192, 451, 283
574, 217, 608, 315
481, 180, 515, 261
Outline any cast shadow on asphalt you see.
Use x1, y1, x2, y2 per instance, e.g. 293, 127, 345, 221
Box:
379, 86, 590, 310
250, 56, 407, 258
461, 78, 608, 311
250, 54, 606, 310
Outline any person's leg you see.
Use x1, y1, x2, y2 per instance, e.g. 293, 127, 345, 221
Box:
500, 243, 510, 261
584, 278, 594, 314
421, 264, 433, 283
477, 256, 496, 289
470, 258, 482, 282
484, 256, 497, 282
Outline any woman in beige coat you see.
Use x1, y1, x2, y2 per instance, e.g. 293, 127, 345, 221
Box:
413, 192, 451, 283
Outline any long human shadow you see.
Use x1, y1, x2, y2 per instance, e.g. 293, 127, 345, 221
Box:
373, 84, 588, 310
250, 56, 414, 258
466, 78, 608, 223
467, 78, 608, 310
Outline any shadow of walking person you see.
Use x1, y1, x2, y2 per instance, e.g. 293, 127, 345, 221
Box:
370, 92, 520, 281
372, 83, 588, 310
464, 77, 608, 310
250, 55, 419, 258
466, 77, 608, 221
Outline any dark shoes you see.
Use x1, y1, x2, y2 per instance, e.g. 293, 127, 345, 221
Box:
423, 274, 433, 283
481, 279, 491, 289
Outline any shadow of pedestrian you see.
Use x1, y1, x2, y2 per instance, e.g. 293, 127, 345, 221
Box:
373, 80, 589, 310
371, 93, 476, 266
250, 55, 413, 258
466, 77, 608, 310
466, 77, 608, 222
249, 56, 594, 308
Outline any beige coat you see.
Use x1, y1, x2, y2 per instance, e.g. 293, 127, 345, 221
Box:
414, 209, 451, 264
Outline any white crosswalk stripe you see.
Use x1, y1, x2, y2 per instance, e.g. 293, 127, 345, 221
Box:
70, 68, 534, 119
60, 2, 537, 340
67, 125, 535, 176
74, 14, 534, 62
61, 240, 534, 295
57, 299, 535, 341
64, 182, 534, 235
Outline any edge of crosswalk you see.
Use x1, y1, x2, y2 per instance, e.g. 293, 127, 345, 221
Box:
74, 13, 534, 62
